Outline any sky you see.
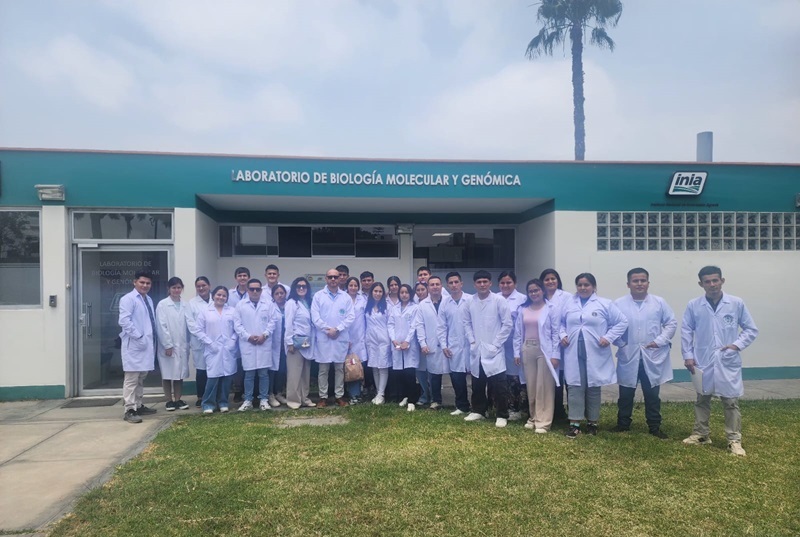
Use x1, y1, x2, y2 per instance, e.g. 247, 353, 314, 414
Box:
0, 0, 798, 163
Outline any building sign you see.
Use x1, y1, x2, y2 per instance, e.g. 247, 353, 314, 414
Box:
230, 169, 522, 188
667, 172, 707, 196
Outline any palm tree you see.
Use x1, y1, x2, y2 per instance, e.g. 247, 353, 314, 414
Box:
526, 0, 623, 161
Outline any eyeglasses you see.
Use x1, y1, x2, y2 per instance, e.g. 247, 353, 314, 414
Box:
326, 275, 338, 280
296, 284, 308, 289
248, 287, 262, 292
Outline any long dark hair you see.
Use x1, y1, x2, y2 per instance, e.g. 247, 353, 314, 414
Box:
539, 268, 563, 290
288, 277, 312, 307
366, 282, 387, 315
521, 279, 545, 308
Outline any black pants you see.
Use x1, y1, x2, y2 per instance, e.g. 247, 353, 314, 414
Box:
471, 365, 509, 418
450, 371, 470, 412
400, 368, 417, 401
195, 369, 208, 399
617, 360, 662, 431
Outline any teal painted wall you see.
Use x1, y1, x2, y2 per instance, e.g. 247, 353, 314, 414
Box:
1, 149, 798, 213
0, 385, 65, 401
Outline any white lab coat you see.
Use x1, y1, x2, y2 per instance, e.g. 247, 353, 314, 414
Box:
117, 289, 156, 372
347, 294, 368, 362
498, 289, 526, 376
234, 299, 278, 371
271, 307, 284, 370
512, 302, 561, 386
188, 296, 210, 370
559, 293, 628, 388
365, 307, 392, 368
196, 304, 238, 379
227, 287, 247, 307
546, 288, 572, 371
415, 297, 449, 375
614, 294, 677, 388
681, 293, 758, 398
262, 282, 291, 303
311, 288, 354, 364
284, 298, 314, 360
389, 303, 421, 370
155, 297, 192, 380
463, 293, 513, 378
437, 293, 472, 373
414, 287, 450, 304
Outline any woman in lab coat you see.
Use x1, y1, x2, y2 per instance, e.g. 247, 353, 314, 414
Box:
513, 279, 561, 433
196, 286, 239, 414
497, 271, 527, 420
268, 284, 288, 407
156, 277, 192, 411
365, 283, 392, 404
386, 276, 402, 311
540, 268, 571, 420
390, 284, 421, 410
559, 273, 628, 438
284, 277, 315, 409
413, 282, 431, 406
188, 277, 212, 407
345, 277, 368, 404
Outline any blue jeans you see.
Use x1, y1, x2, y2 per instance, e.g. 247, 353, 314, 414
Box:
245, 368, 270, 402
202, 375, 232, 411
416, 369, 431, 404
429, 373, 443, 405
346, 380, 362, 399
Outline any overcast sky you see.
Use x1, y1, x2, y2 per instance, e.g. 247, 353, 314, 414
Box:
1, 0, 797, 163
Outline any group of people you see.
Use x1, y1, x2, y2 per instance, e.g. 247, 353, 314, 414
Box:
117, 263, 757, 456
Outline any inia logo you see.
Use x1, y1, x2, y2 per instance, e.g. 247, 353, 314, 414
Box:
667, 172, 707, 196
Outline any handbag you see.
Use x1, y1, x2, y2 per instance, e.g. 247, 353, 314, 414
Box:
343, 352, 364, 382
292, 335, 311, 349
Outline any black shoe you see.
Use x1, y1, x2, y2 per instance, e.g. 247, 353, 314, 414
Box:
587, 423, 598, 436
611, 425, 630, 433
195, 400, 201, 407
165, 401, 176, 411
233, 393, 243, 404
136, 405, 157, 415
566, 425, 580, 439
176, 400, 189, 410
124, 409, 142, 423
649, 429, 668, 440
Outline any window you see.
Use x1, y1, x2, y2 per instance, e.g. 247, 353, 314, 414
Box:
219, 225, 398, 258
413, 227, 515, 270
0, 210, 41, 306
596, 212, 799, 251
73, 212, 173, 241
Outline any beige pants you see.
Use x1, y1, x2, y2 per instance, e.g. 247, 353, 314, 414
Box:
693, 394, 742, 442
521, 340, 555, 430
285, 350, 312, 405
123, 371, 148, 411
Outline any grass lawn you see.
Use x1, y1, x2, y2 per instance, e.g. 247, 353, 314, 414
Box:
50, 400, 799, 537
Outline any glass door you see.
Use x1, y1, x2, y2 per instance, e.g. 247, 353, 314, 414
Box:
77, 247, 170, 395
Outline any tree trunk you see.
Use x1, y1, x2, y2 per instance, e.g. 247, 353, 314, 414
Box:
570, 24, 586, 161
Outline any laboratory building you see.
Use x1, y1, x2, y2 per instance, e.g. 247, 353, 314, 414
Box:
0, 148, 798, 400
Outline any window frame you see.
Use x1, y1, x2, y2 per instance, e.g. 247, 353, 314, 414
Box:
0, 208, 42, 308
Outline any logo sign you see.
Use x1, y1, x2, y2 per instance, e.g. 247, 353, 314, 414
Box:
667, 172, 707, 196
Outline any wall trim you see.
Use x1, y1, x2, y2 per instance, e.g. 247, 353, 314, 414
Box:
671, 366, 800, 383
0, 385, 65, 401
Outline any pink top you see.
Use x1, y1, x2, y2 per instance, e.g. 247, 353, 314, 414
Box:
521, 306, 544, 341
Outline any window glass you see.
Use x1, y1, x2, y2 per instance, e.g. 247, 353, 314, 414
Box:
0, 211, 41, 305
312, 227, 355, 256
413, 227, 515, 269
278, 227, 312, 257
73, 212, 172, 240
355, 226, 398, 257
235, 226, 266, 256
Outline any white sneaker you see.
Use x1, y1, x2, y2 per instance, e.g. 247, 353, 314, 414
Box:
728, 441, 746, 456
219, 406, 229, 413
407, 403, 416, 412
259, 400, 270, 411
534, 428, 548, 434
268, 394, 280, 407
464, 412, 485, 422
495, 418, 508, 428
286, 401, 301, 410
398, 397, 408, 407
450, 409, 465, 416
203, 408, 214, 414
429, 402, 441, 410
682, 434, 712, 445
276, 394, 288, 405
524, 419, 535, 430
372, 395, 385, 405
303, 399, 316, 407
508, 411, 524, 421
238, 400, 253, 412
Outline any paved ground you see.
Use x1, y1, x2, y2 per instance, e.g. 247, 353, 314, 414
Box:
2, 379, 799, 536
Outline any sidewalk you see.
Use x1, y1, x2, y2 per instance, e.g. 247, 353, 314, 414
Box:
2, 379, 799, 536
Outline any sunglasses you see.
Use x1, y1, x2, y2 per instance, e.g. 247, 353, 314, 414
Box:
326, 275, 338, 280
248, 287, 262, 292
296, 284, 308, 289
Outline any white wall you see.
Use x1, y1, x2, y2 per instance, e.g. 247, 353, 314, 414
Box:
517, 212, 556, 282
553, 211, 799, 370
0, 206, 68, 392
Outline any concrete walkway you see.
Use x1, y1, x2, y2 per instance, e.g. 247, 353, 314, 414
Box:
2, 379, 799, 536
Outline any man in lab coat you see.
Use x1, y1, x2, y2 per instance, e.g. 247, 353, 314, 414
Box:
438, 272, 472, 416
415, 276, 449, 409
311, 268, 355, 407
681, 266, 758, 456
612, 268, 677, 438
263, 264, 291, 303
118, 271, 158, 423
463, 270, 514, 427
227, 266, 250, 403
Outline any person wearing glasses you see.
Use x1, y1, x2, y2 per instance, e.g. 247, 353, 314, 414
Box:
233, 279, 277, 411
311, 269, 355, 407
284, 277, 315, 409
